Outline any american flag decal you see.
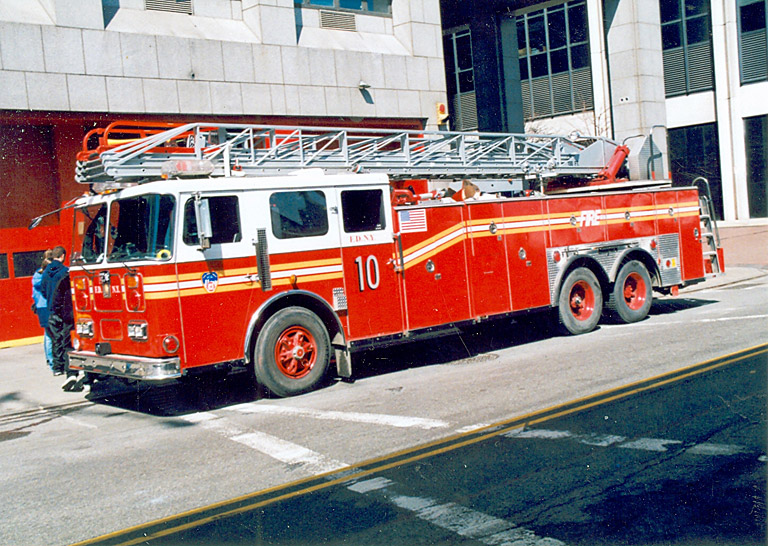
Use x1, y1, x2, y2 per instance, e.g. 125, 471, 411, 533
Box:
399, 209, 428, 233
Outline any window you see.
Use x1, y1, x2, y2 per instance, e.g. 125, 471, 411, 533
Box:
0, 254, 8, 280
294, 0, 390, 14
269, 191, 329, 239
668, 123, 724, 220
516, 1, 593, 120
744, 115, 768, 217
109, 195, 176, 261
73, 204, 108, 264
659, 0, 714, 96
738, 0, 768, 84
183, 196, 241, 246
12, 250, 47, 278
443, 29, 478, 130
341, 189, 385, 232
145, 0, 192, 15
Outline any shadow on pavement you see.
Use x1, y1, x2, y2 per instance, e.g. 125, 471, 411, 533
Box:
84, 296, 720, 417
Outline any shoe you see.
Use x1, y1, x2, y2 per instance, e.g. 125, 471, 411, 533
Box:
71, 373, 86, 392
61, 374, 79, 391
53, 369, 65, 376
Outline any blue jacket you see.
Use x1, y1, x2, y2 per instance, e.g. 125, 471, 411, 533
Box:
40, 260, 73, 324
32, 270, 49, 328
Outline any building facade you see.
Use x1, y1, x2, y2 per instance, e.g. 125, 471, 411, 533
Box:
0, 0, 446, 345
441, 0, 768, 226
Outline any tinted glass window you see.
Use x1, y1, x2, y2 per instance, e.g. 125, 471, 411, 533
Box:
269, 191, 329, 239
548, 9, 567, 50
183, 196, 241, 246
0, 254, 8, 280
13, 250, 47, 278
660, 0, 681, 23
341, 189, 385, 232
686, 16, 710, 44
662, 23, 683, 49
568, 3, 588, 42
741, 1, 766, 33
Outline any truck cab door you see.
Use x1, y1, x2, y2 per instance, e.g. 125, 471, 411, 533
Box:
336, 186, 404, 341
176, 191, 254, 368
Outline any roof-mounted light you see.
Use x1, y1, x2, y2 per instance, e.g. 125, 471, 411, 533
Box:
161, 159, 214, 179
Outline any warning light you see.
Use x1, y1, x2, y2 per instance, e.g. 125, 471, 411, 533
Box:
436, 102, 449, 124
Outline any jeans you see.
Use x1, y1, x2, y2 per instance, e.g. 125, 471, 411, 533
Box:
44, 331, 53, 369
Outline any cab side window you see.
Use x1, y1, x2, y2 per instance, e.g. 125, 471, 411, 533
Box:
183, 196, 242, 245
269, 190, 329, 239
341, 189, 386, 232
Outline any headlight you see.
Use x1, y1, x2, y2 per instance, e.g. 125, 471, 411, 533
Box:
128, 321, 148, 341
76, 319, 94, 338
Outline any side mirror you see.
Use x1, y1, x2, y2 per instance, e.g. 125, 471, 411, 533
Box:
28, 216, 43, 230
193, 194, 213, 250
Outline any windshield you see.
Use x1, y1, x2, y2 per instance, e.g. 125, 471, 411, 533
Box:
107, 194, 175, 262
73, 204, 108, 264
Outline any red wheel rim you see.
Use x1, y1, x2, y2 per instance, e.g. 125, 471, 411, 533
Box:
274, 326, 316, 379
623, 272, 647, 311
569, 280, 595, 321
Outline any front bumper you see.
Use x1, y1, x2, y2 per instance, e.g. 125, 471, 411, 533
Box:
68, 351, 181, 382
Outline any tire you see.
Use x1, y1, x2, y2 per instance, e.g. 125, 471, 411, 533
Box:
608, 260, 653, 323
254, 307, 330, 397
557, 267, 603, 335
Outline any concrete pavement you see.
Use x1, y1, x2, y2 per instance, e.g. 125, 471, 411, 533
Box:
1, 225, 766, 415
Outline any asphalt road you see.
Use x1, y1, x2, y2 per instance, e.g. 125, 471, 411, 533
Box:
0, 271, 766, 546
86, 344, 767, 546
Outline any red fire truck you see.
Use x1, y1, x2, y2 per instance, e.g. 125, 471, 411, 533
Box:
54, 122, 723, 396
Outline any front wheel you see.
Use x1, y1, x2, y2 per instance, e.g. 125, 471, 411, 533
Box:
607, 260, 653, 323
254, 307, 331, 397
557, 267, 603, 335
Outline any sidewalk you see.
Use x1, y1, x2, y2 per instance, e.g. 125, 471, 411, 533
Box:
1, 226, 766, 415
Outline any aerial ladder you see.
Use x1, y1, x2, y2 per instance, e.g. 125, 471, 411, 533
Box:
75, 122, 655, 197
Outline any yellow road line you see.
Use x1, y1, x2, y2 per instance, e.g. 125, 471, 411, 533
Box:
69, 342, 767, 546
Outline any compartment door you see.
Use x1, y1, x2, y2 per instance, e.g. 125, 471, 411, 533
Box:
337, 187, 404, 341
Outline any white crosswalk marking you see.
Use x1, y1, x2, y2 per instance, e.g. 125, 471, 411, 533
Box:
183, 411, 565, 545
345, 480, 564, 546
231, 431, 347, 474
224, 402, 449, 429
504, 427, 763, 459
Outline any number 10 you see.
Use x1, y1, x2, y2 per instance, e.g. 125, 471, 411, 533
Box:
354, 255, 380, 291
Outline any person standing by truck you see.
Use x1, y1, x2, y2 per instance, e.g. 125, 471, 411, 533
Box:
31, 249, 54, 371
41, 246, 82, 391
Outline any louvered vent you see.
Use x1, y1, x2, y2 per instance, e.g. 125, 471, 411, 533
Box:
663, 49, 686, 96
687, 42, 714, 92
451, 92, 478, 131
521, 80, 532, 120
571, 67, 593, 111
741, 30, 767, 83
320, 10, 357, 32
145, 0, 192, 14
552, 72, 572, 115
531, 78, 551, 118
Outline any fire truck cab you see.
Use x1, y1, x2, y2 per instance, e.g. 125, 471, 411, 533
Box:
62, 123, 724, 397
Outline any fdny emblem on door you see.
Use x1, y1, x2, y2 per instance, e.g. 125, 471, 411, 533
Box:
202, 271, 218, 293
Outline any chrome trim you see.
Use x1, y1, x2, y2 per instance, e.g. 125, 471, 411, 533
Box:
68, 351, 181, 382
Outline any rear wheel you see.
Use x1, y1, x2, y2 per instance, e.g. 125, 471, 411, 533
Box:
254, 307, 330, 397
608, 260, 653, 323
557, 267, 603, 335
